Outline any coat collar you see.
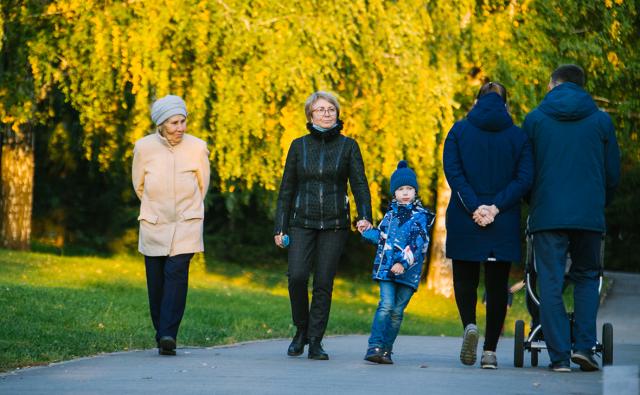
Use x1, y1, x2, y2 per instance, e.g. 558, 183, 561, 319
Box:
306, 119, 343, 140
155, 130, 183, 149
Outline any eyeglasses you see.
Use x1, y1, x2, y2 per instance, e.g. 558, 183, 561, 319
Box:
312, 107, 337, 116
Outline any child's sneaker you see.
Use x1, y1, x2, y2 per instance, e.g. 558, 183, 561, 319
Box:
364, 347, 383, 363
460, 323, 479, 365
480, 351, 497, 369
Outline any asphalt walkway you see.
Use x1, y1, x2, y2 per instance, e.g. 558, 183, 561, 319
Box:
2, 272, 639, 395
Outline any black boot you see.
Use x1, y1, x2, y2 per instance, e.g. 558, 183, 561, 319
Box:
287, 327, 307, 356
158, 336, 176, 356
308, 337, 329, 360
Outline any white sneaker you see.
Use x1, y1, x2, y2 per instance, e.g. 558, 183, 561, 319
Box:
460, 324, 479, 365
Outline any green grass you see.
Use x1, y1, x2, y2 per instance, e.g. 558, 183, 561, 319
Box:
0, 248, 538, 371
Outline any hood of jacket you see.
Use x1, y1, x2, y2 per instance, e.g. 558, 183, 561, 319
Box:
466, 92, 514, 132
538, 82, 598, 121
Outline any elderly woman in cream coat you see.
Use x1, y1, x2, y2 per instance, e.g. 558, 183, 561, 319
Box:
132, 94, 210, 356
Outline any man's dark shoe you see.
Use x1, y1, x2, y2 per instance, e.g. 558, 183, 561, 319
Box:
308, 337, 329, 360
548, 360, 571, 372
364, 347, 383, 363
380, 350, 393, 364
287, 328, 308, 356
159, 336, 176, 356
571, 350, 599, 371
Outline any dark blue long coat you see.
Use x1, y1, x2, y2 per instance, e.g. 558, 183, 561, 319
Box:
443, 93, 534, 263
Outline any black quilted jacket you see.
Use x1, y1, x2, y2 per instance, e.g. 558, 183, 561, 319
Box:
274, 121, 372, 234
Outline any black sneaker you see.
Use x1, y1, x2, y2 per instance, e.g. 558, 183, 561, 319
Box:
549, 360, 571, 372
571, 350, 599, 372
380, 350, 393, 365
364, 347, 383, 363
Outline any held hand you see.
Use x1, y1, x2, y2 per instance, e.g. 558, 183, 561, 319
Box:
274, 233, 284, 248
356, 219, 373, 234
390, 263, 405, 275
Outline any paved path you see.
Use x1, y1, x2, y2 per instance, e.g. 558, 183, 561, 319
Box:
2, 272, 639, 395
597, 271, 640, 344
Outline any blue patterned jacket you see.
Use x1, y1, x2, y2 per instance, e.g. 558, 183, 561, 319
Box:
362, 201, 435, 290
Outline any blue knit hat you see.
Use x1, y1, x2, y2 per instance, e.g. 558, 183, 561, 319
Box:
151, 95, 187, 126
390, 160, 418, 195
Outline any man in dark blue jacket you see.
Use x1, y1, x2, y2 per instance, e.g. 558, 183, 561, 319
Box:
523, 65, 621, 372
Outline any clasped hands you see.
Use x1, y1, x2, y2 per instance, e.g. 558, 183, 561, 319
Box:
473, 204, 499, 227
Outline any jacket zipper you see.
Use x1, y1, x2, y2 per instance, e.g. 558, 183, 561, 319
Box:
319, 139, 325, 229
293, 194, 300, 219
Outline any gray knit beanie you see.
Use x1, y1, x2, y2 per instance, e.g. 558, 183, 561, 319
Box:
151, 95, 187, 126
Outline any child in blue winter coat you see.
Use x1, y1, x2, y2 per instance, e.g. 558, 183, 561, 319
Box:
361, 160, 435, 364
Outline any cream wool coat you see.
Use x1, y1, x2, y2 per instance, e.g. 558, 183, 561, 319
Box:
132, 132, 210, 256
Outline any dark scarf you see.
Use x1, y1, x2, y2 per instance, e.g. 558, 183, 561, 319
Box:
306, 119, 343, 140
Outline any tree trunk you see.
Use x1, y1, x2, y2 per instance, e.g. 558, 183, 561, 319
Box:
426, 134, 454, 298
0, 123, 34, 250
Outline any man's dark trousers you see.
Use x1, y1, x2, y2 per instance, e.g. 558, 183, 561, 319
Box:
287, 227, 349, 339
144, 253, 193, 343
533, 230, 602, 363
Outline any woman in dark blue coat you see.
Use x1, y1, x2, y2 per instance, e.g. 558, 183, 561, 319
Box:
443, 82, 533, 369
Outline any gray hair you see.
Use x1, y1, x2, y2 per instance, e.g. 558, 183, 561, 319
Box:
304, 91, 340, 122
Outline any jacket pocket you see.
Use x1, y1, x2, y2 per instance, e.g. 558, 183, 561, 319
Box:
138, 211, 159, 224
182, 208, 204, 221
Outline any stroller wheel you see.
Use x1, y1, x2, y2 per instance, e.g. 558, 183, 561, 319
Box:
514, 320, 525, 367
530, 348, 538, 367
602, 323, 613, 366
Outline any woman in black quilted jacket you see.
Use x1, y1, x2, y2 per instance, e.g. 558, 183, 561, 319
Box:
274, 91, 373, 360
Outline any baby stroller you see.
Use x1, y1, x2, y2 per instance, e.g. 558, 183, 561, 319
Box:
513, 231, 614, 367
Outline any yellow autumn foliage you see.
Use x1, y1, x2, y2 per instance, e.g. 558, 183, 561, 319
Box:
2, 0, 637, 226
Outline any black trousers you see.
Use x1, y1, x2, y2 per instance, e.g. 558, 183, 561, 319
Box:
144, 253, 193, 343
287, 227, 349, 339
452, 259, 511, 352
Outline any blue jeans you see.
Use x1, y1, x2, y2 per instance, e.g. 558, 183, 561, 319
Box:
367, 281, 415, 350
533, 230, 601, 363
